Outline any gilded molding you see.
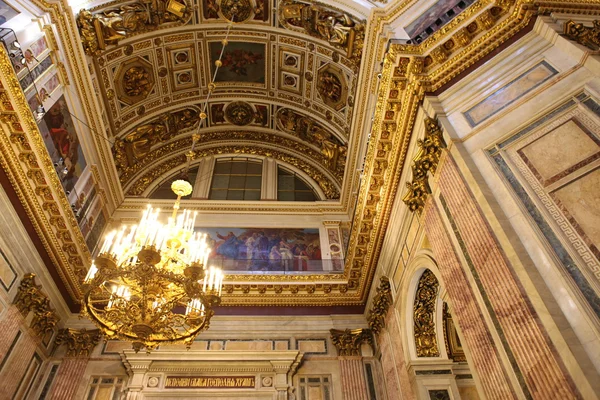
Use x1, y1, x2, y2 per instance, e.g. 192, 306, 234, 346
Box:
0, 46, 90, 304
367, 276, 392, 334
330, 328, 372, 356
117, 130, 343, 186
563, 19, 600, 50
414, 270, 440, 357
55, 328, 103, 357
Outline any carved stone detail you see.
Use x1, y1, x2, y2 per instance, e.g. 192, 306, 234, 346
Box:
367, 276, 392, 335
564, 20, 600, 50
330, 328, 372, 356
55, 328, 102, 357
414, 270, 440, 357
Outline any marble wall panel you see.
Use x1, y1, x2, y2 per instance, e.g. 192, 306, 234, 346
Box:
552, 169, 600, 247
464, 62, 557, 127
518, 119, 599, 184
492, 99, 600, 305
225, 340, 273, 351
0, 249, 17, 291
297, 339, 326, 354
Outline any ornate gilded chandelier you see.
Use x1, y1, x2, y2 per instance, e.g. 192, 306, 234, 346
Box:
82, 180, 224, 352
80, 5, 245, 352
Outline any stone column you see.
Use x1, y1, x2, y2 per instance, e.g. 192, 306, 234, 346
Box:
425, 155, 581, 399
47, 328, 102, 400
121, 359, 152, 400
261, 158, 278, 200
330, 329, 370, 400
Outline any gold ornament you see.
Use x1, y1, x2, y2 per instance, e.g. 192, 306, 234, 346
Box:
55, 328, 103, 357
414, 270, 440, 357
367, 276, 392, 335
81, 182, 224, 352
330, 328, 372, 356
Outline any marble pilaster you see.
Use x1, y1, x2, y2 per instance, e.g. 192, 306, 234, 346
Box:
424, 201, 517, 399
429, 155, 581, 398
47, 357, 89, 400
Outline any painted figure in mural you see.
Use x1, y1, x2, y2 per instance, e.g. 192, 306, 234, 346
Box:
279, 240, 294, 271
245, 233, 258, 261
215, 232, 242, 259
221, 49, 264, 76
43, 99, 84, 191
268, 246, 282, 271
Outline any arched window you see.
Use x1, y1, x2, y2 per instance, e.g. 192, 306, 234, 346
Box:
209, 158, 262, 200
149, 167, 198, 199
277, 167, 318, 201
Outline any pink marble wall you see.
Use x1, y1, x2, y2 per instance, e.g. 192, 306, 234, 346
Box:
0, 306, 22, 363
339, 357, 369, 400
427, 155, 580, 399
425, 202, 517, 399
377, 308, 416, 400
48, 357, 89, 399
0, 322, 37, 398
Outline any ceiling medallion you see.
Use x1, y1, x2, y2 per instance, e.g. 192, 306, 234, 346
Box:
219, 0, 254, 23
82, 180, 224, 352
224, 101, 255, 125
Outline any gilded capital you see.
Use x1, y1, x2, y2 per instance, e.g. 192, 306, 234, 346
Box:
330, 328, 372, 356
55, 328, 103, 357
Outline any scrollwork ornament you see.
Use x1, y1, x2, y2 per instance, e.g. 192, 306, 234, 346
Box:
414, 270, 440, 357
564, 20, 600, 51
367, 276, 392, 335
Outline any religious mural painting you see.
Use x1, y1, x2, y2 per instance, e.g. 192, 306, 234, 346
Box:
198, 228, 330, 273
40, 95, 88, 192
209, 41, 266, 84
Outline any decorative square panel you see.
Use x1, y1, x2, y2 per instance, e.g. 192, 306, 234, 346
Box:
173, 68, 197, 91
280, 71, 302, 94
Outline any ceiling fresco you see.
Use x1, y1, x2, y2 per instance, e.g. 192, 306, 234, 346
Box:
77, 0, 365, 198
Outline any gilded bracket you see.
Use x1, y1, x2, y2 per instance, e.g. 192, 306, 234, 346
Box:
414, 270, 440, 357
563, 20, 600, 50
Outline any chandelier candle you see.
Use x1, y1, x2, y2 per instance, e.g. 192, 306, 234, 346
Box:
81, 180, 223, 352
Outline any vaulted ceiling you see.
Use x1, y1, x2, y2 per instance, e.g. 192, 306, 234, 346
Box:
79, 0, 367, 199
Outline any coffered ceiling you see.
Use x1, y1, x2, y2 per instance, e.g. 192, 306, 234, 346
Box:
80, 0, 366, 199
